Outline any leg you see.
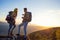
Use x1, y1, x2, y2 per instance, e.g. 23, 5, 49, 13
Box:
10, 24, 16, 34
23, 22, 28, 38
16, 23, 23, 40
8, 23, 12, 35
10, 21, 16, 33
18, 22, 23, 34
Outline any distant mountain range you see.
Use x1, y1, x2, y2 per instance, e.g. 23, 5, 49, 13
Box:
0, 22, 8, 35
0, 22, 50, 35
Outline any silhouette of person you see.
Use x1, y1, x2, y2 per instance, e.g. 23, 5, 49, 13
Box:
10, 8, 18, 34
6, 8, 18, 36
18, 8, 32, 40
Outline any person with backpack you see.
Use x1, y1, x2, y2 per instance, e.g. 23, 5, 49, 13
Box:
6, 8, 18, 36
18, 8, 32, 40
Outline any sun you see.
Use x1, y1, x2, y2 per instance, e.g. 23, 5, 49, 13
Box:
31, 14, 59, 27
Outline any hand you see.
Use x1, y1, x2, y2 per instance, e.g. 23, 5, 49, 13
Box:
22, 17, 24, 19
22, 14, 24, 15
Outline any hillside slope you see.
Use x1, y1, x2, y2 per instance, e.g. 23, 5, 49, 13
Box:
29, 27, 60, 40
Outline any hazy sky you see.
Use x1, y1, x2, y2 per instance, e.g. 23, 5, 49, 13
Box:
0, 0, 60, 27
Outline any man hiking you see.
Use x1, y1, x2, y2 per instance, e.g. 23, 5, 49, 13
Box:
6, 8, 18, 36
18, 8, 32, 40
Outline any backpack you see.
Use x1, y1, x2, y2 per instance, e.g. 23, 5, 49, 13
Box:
27, 12, 32, 22
23, 12, 32, 22
6, 15, 11, 23
5, 11, 14, 23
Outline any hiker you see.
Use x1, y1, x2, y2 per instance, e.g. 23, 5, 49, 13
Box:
18, 8, 32, 40
6, 8, 18, 36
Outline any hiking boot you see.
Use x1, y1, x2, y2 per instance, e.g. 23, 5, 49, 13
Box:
24, 37, 26, 40
16, 34, 20, 40
24, 36, 27, 40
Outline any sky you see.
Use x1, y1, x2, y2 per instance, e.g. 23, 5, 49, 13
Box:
0, 0, 60, 27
